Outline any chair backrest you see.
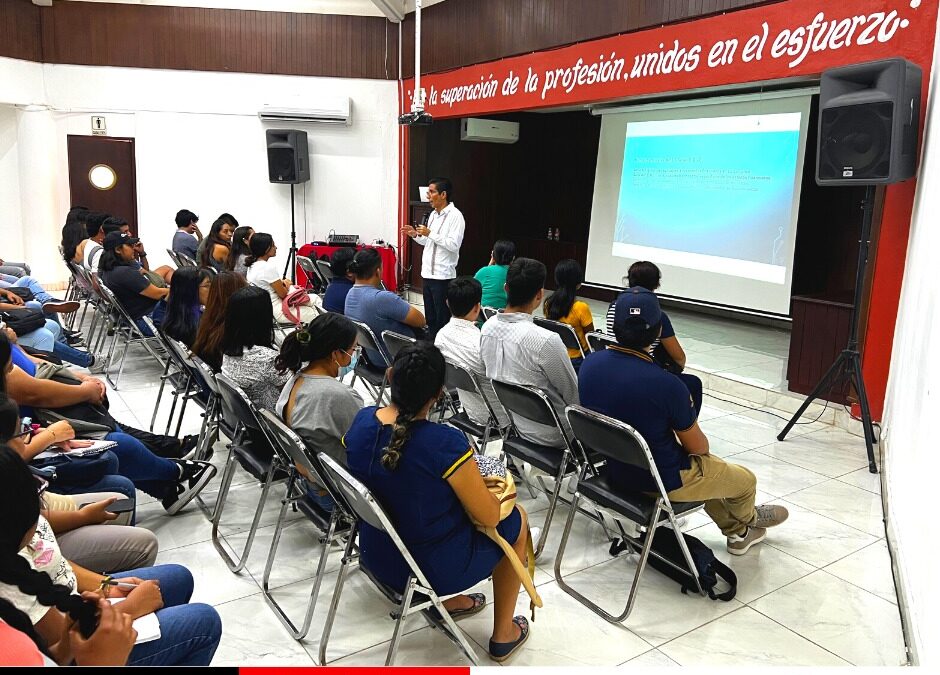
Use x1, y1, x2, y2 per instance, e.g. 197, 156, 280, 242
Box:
94, 278, 136, 327
317, 453, 432, 588
381, 330, 415, 361
350, 319, 390, 367
481, 306, 499, 321
296, 255, 322, 289
165, 249, 182, 268
491, 380, 566, 436
315, 258, 334, 283
204, 265, 219, 277
565, 404, 670, 499
534, 316, 585, 357
215, 372, 265, 433
191, 355, 221, 396
258, 408, 334, 498
586, 331, 616, 353
444, 360, 501, 424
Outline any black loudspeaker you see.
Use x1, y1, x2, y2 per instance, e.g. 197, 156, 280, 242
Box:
266, 129, 310, 184
817, 58, 922, 185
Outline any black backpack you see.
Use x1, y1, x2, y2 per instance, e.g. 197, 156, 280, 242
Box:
611, 528, 737, 601
0, 308, 46, 337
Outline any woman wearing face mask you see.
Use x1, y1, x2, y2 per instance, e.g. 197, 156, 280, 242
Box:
275, 313, 363, 511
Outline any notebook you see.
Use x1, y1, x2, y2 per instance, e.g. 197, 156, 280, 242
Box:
108, 598, 162, 645
33, 439, 118, 460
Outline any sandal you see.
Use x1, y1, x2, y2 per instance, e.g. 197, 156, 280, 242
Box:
446, 592, 486, 619
488, 615, 530, 662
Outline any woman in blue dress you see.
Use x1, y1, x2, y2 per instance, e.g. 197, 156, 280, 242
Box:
343, 341, 531, 662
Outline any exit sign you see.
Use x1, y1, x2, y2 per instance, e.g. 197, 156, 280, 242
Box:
91, 116, 107, 136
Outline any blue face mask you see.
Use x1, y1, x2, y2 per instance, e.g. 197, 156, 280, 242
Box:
336, 346, 360, 379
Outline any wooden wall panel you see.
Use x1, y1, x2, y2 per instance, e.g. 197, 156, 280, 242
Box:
35, 1, 394, 79
402, 0, 783, 77
0, 0, 42, 63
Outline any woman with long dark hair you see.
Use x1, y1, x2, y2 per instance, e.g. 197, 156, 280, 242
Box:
543, 258, 593, 370
0, 446, 222, 666
245, 232, 320, 324
162, 267, 210, 348
61, 207, 89, 265
197, 217, 233, 271
226, 225, 254, 275
192, 271, 247, 371
343, 342, 532, 662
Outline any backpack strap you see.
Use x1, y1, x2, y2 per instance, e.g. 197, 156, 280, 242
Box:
707, 560, 738, 601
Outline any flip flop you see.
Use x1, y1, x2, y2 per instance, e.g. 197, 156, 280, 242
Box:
488, 615, 530, 662
447, 592, 486, 619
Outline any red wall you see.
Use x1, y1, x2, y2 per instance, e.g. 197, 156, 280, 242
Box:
401, 0, 939, 419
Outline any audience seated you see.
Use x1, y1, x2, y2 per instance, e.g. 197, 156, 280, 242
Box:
197, 215, 234, 271
0, 447, 222, 666
98, 233, 169, 334
434, 277, 509, 428
192, 271, 247, 371
322, 247, 355, 313
162, 267, 210, 348
344, 248, 425, 366
275, 313, 364, 510
605, 261, 703, 412
60, 206, 90, 267
172, 209, 201, 261
480, 258, 578, 447
79, 213, 109, 272
245, 233, 321, 324
227, 226, 254, 275
343, 342, 531, 661
220, 286, 289, 411
0, 294, 102, 372
102, 217, 173, 287
580, 288, 788, 554
542, 259, 594, 371
474, 239, 515, 311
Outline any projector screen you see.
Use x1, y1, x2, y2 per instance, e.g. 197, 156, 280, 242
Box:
587, 91, 813, 316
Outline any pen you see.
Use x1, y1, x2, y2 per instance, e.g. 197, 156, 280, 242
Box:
102, 580, 138, 590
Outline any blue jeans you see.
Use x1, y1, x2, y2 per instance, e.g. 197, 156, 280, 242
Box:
51, 471, 137, 524
0, 263, 29, 278
0, 275, 55, 304
16, 316, 92, 367
106, 426, 180, 499
112, 564, 222, 667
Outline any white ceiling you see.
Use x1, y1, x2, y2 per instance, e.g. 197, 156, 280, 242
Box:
61, 0, 447, 16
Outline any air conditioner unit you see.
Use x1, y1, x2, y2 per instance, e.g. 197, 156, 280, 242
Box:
460, 118, 519, 144
259, 99, 352, 126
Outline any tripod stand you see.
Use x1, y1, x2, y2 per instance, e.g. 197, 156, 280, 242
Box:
777, 185, 879, 473
282, 183, 298, 284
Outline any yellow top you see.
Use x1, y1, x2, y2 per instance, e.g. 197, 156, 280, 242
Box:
556, 301, 593, 359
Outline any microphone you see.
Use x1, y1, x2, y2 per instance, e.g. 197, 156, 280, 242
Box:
421, 210, 431, 226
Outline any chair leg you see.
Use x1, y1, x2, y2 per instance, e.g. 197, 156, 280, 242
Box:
532, 455, 573, 559
386, 577, 417, 666
318, 525, 359, 666
211, 457, 280, 574
668, 511, 706, 597
173, 375, 194, 438
150, 358, 173, 431
425, 589, 482, 665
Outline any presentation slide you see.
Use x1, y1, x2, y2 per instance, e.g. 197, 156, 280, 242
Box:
586, 92, 813, 316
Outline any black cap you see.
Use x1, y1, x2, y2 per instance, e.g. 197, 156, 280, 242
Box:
103, 232, 140, 251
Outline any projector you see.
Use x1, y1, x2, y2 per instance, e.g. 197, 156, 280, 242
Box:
398, 110, 434, 126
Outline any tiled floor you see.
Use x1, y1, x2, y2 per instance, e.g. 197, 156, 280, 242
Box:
88, 310, 903, 667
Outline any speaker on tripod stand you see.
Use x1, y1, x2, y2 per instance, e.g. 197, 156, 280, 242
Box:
778, 58, 922, 473
266, 129, 310, 282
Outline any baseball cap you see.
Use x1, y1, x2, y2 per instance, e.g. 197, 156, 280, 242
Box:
613, 286, 662, 332
103, 232, 140, 251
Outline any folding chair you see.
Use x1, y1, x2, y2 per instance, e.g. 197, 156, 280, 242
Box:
380, 330, 415, 361
316, 453, 481, 666
586, 331, 616, 353
176, 252, 197, 267
443, 361, 506, 455
210, 374, 287, 573
296, 255, 326, 294
557, 405, 706, 623
190, 356, 226, 463
165, 248, 183, 268
94, 278, 167, 389
144, 318, 203, 436
257, 409, 355, 639
534, 316, 586, 360
481, 306, 500, 322
315, 258, 334, 285
348, 319, 391, 405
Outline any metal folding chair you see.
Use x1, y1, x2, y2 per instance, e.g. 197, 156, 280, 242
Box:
534, 316, 586, 360
165, 248, 183, 268
348, 319, 391, 405
176, 252, 197, 267
315, 258, 335, 285
380, 330, 415, 361
144, 319, 203, 436
481, 306, 500, 321
557, 405, 706, 623
442, 360, 507, 455
296, 255, 327, 294
316, 453, 481, 666
586, 331, 616, 353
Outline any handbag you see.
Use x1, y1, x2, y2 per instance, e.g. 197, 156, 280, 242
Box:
0, 308, 46, 336
281, 285, 312, 326
470, 454, 544, 617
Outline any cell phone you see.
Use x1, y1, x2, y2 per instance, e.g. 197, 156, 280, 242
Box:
79, 498, 136, 514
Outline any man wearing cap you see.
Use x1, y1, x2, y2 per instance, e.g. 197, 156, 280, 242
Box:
98, 232, 169, 334
578, 288, 788, 555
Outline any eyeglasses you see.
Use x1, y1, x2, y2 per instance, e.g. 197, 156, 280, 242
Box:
342, 345, 361, 360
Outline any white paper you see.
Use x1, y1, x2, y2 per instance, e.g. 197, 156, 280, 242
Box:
107, 597, 162, 645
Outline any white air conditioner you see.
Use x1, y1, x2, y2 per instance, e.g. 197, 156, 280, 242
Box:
259, 99, 352, 126
460, 118, 520, 144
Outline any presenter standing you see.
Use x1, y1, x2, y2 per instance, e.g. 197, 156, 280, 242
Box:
402, 178, 465, 338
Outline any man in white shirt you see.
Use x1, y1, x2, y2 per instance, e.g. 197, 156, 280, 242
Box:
435, 277, 510, 429
480, 258, 579, 447
402, 178, 465, 339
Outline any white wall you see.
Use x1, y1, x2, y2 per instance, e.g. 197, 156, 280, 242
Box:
0, 105, 24, 263
880, 20, 940, 668
0, 56, 400, 283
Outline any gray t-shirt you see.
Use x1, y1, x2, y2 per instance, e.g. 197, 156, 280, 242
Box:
276, 373, 364, 464
172, 230, 199, 260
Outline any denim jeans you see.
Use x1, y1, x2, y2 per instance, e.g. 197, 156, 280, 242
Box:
112, 564, 222, 667
47, 463, 137, 511
16, 317, 92, 367
106, 426, 180, 499
0, 275, 55, 304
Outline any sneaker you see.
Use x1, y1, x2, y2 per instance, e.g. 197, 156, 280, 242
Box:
727, 526, 767, 555
162, 460, 217, 515
87, 354, 108, 374
65, 331, 85, 346
753, 504, 789, 529
41, 300, 81, 314
179, 435, 200, 460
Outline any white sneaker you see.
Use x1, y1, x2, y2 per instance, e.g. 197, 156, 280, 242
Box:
88, 353, 108, 374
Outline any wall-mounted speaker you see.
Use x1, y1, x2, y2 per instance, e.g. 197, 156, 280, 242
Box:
817, 58, 922, 186
266, 129, 310, 184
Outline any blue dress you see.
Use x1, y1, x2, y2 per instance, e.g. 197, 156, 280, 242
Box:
343, 407, 522, 595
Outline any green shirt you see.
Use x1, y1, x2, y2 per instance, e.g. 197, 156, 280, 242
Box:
474, 264, 509, 309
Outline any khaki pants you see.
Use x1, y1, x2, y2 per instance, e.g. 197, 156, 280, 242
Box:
666, 454, 757, 537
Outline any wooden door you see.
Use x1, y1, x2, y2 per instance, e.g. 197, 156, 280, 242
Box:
67, 135, 139, 234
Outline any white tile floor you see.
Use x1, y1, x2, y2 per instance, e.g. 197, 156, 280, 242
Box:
81, 304, 904, 668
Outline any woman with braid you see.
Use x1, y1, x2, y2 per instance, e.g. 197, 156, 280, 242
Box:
0, 447, 222, 666
343, 342, 532, 662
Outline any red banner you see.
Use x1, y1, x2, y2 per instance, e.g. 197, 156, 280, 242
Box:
404, 0, 937, 118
